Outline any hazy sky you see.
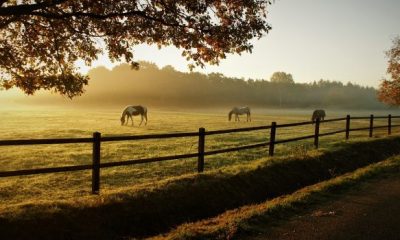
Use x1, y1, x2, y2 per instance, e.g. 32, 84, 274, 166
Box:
73, 0, 399, 88
76, 0, 400, 88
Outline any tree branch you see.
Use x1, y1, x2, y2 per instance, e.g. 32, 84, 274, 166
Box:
0, 1, 192, 29
30, 10, 184, 28
0, 0, 68, 16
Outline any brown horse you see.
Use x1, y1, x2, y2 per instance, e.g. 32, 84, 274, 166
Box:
311, 109, 326, 122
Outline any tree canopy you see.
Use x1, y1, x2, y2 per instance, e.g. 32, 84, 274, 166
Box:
0, 0, 272, 98
270, 71, 294, 84
378, 36, 400, 105
23, 62, 385, 110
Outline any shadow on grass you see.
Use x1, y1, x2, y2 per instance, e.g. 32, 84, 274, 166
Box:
1, 137, 400, 240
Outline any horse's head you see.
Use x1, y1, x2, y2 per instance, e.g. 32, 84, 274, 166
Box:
120, 116, 125, 125
228, 111, 232, 121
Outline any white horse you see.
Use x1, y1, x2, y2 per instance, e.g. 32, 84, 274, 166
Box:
228, 107, 251, 122
120, 105, 148, 126
311, 109, 326, 122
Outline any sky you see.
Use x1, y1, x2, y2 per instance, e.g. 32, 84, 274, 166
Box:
75, 0, 400, 88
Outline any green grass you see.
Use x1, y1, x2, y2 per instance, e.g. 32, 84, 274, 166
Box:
1, 135, 400, 240
150, 155, 400, 240
0, 108, 399, 208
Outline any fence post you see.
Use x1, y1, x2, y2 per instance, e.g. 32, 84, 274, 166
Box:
388, 114, 392, 135
369, 114, 374, 137
269, 122, 276, 156
92, 132, 101, 194
345, 115, 350, 140
198, 127, 205, 173
314, 118, 320, 149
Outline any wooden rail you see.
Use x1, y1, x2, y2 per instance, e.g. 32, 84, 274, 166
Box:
0, 114, 398, 194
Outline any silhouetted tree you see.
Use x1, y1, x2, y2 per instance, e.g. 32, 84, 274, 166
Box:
270, 71, 294, 84
378, 36, 400, 105
0, 0, 272, 98
270, 71, 294, 107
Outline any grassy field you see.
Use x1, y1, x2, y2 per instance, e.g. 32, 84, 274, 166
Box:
151, 154, 400, 240
0, 107, 399, 209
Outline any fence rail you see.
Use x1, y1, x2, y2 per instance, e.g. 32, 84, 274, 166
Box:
0, 114, 398, 194
0, 137, 93, 146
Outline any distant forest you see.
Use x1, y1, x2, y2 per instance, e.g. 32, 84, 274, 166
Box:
26, 62, 387, 109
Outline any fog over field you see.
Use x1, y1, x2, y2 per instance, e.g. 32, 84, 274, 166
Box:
2, 62, 392, 111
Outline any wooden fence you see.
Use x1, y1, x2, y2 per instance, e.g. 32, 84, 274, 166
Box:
0, 114, 399, 194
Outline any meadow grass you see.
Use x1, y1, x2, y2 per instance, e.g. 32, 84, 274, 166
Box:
1, 134, 399, 240
151, 155, 400, 240
0, 108, 399, 208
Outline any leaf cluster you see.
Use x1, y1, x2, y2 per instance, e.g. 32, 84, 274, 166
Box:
378, 36, 400, 105
0, 0, 272, 98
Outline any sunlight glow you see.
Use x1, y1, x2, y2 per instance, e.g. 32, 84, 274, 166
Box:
74, 0, 400, 88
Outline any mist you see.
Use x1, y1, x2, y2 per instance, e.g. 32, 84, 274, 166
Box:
7, 61, 389, 110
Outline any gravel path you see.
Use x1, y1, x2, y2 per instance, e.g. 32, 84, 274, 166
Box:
244, 175, 400, 240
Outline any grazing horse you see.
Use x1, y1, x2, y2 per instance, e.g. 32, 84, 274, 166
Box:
311, 109, 326, 122
228, 107, 251, 122
120, 105, 148, 126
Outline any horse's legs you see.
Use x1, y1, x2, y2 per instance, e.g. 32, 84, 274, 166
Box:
139, 115, 143, 126
130, 115, 134, 126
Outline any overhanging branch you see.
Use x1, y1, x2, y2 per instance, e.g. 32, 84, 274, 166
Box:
0, 0, 68, 16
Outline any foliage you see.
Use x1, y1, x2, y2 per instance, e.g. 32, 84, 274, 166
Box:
270, 71, 294, 84
0, 0, 272, 98
269, 71, 294, 107
28, 62, 386, 109
378, 36, 400, 105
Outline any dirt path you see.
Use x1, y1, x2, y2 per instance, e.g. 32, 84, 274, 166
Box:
243, 175, 400, 240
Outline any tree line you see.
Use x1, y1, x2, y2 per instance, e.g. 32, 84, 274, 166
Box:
26, 62, 386, 110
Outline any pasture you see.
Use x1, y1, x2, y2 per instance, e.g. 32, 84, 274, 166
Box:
0, 107, 399, 210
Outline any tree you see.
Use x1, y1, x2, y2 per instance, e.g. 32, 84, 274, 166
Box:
270, 71, 294, 107
270, 71, 294, 84
0, 0, 272, 98
378, 36, 400, 105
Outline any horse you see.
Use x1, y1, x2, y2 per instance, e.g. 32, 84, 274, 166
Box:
120, 105, 148, 126
311, 109, 326, 122
228, 107, 251, 122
